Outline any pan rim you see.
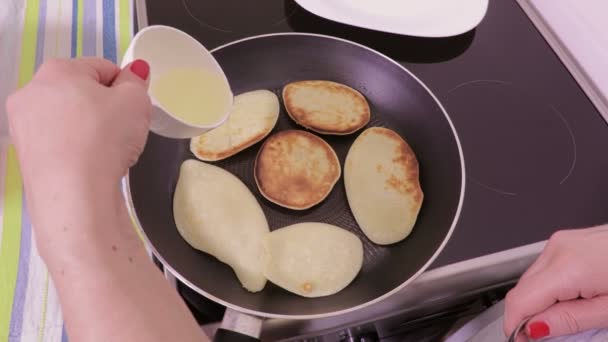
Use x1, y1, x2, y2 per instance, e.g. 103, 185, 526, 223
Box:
125, 32, 466, 320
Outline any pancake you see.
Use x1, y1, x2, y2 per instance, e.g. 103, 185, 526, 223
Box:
263, 222, 363, 298
173, 159, 269, 292
283, 80, 371, 135
344, 127, 423, 245
190, 90, 280, 161
254, 130, 341, 210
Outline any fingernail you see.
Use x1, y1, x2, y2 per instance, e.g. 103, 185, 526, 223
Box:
528, 321, 550, 339
130, 59, 149, 80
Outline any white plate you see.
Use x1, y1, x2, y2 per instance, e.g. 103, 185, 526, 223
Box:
294, 0, 489, 37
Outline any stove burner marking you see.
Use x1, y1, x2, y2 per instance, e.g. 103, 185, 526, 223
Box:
182, 0, 231, 33
551, 105, 577, 185
447, 79, 511, 94
446, 79, 577, 196
468, 177, 517, 196
181, 0, 298, 34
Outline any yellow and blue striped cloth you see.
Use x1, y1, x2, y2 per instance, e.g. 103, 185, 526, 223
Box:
0, 0, 133, 340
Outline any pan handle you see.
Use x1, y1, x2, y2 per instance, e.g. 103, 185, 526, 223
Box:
213, 308, 263, 342
213, 329, 259, 342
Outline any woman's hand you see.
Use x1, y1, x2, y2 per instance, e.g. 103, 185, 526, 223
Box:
5, 58, 206, 342
504, 225, 608, 340
7, 57, 151, 248
7, 57, 151, 187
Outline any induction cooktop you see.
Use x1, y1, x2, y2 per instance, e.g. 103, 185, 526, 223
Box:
138, 0, 608, 269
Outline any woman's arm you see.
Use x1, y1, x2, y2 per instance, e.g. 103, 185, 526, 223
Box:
34, 173, 206, 342
504, 225, 608, 340
7, 58, 207, 342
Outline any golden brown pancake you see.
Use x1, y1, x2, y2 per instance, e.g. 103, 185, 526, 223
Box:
190, 90, 279, 161
344, 127, 423, 245
254, 130, 341, 210
283, 80, 371, 135
173, 160, 269, 292
262, 222, 363, 298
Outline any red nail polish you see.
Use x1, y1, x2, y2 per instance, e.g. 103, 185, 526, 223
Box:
130, 59, 149, 80
528, 321, 550, 339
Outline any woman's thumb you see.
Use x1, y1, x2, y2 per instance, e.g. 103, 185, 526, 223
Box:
526, 296, 608, 339
112, 59, 150, 88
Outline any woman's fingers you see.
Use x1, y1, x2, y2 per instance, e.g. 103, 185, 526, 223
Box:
112, 59, 150, 88
72, 57, 121, 84
110, 59, 151, 120
504, 266, 584, 337
519, 231, 571, 282
109, 59, 153, 169
504, 226, 608, 339
34, 57, 120, 85
504, 272, 557, 336
519, 244, 551, 280
525, 295, 608, 339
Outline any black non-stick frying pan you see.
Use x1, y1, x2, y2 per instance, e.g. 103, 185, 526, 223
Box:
127, 32, 464, 331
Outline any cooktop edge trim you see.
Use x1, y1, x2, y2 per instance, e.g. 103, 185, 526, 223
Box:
516, 0, 608, 122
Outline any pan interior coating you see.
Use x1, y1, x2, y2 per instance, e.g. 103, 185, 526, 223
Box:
190, 90, 280, 161
263, 222, 363, 298
345, 127, 423, 245
173, 159, 269, 292
254, 130, 341, 210
283, 80, 371, 135
129, 34, 463, 317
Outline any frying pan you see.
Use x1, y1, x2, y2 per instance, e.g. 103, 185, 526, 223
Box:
127, 33, 465, 340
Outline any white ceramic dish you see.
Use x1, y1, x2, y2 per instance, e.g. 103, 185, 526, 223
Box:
294, 0, 489, 38
122, 25, 233, 139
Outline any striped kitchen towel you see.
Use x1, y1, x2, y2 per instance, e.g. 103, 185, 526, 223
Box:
0, 0, 133, 341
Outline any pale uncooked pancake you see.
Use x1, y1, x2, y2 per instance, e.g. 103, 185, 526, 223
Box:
283, 80, 370, 135
254, 130, 341, 210
173, 159, 269, 292
190, 90, 280, 161
263, 223, 363, 297
344, 127, 423, 245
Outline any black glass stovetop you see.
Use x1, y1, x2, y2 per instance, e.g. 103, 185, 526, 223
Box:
142, 0, 608, 269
